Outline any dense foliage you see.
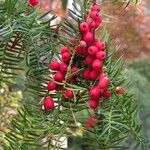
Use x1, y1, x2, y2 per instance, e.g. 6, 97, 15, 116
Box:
0, 0, 148, 149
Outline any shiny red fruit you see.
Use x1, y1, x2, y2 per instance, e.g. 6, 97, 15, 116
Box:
76, 46, 85, 55
96, 51, 106, 60
92, 59, 103, 70
64, 90, 74, 99
84, 56, 95, 65
89, 11, 99, 20
90, 70, 99, 80
54, 72, 64, 82
49, 62, 60, 70
88, 46, 98, 55
89, 100, 99, 109
62, 52, 71, 62
98, 77, 109, 89
61, 47, 69, 54
92, 4, 101, 12
86, 18, 96, 29
60, 62, 68, 73
43, 96, 55, 110
83, 69, 91, 80
29, 0, 39, 6
47, 81, 57, 91
89, 86, 100, 98
80, 22, 89, 33
83, 32, 94, 43
102, 90, 111, 99
95, 41, 106, 51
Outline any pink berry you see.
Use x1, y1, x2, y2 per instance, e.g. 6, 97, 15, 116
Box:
98, 77, 109, 89
60, 62, 68, 73
64, 90, 74, 99
96, 51, 106, 60
29, 0, 39, 6
89, 86, 100, 98
84, 56, 95, 65
49, 62, 60, 70
80, 22, 89, 33
79, 40, 86, 48
43, 96, 55, 110
62, 52, 71, 62
102, 90, 111, 99
95, 41, 106, 51
83, 69, 91, 80
89, 100, 99, 109
54, 72, 64, 82
92, 4, 101, 12
47, 81, 57, 91
83, 32, 94, 43
61, 47, 69, 54
89, 11, 99, 20
90, 70, 99, 80
86, 18, 96, 29
88, 46, 98, 55
92, 59, 103, 70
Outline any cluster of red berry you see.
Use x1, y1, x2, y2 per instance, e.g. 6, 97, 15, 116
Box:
43, 3, 112, 111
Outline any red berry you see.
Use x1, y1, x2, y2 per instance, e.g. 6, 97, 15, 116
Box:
61, 47, 69, 54
92, 4, 101, 12
90, 70, 99, 80
98, 77, 109, 89
89, 11, 99, 20
95, 41, 106, 51
83, 69, 91, 80
100, 73, 107, 80
60, 62, 68, 73
89, 86, 100, 98
89, 100, 99, 109
84, 56, 95, 65
84, 123, 93, 128
86, 18, 96, 29
88, 46, 98, 55
71, 67, 79, 75
87, 118, 97, 125
49, 62, 60, 70
29, 0, 39, 6
83, 32, 94, 43
64, 90, 74, 99
76, 46, 85, 55
43, 96, 55, 110
96, 51, 106, 60
54, 72, 64, 82
80, 22, 89, 33
94, 20, 100, 28
102, 90, 111, 99
47, 81, 57, 91
116, 87, 126, 94
92, 59, 103, 70
62, 52, 71, 62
